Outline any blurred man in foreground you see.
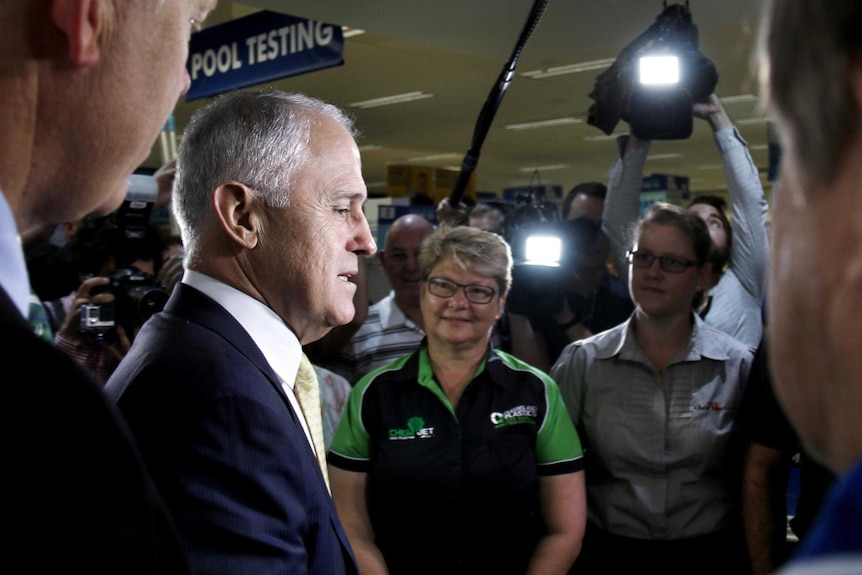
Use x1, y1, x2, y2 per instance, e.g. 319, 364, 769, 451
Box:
758, 0, 862, 572
0, 1, 215, 572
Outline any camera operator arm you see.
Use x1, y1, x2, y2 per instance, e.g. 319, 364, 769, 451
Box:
602, 134, 651, 289
507, 311, 554, 373
713, 113, 770, 307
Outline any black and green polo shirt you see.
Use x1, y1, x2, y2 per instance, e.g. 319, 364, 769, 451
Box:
328, 342, 583, 575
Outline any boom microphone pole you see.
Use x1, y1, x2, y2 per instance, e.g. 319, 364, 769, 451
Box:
448, 0, 549, 206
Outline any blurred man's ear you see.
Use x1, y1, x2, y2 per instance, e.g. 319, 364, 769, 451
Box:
51, 0, 103, 66
697, 262, 712, 292
853, 55, 862, 113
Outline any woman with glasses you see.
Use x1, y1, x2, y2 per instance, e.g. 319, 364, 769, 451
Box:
551, 202, 755, 575
328, 224, 586, 575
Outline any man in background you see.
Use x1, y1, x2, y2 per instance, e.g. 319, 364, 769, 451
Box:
757, 0, 862, 572
0, 1, 215, 572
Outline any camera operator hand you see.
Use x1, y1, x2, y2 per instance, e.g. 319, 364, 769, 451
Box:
157, 253, 184, 295
693, 93, 732, 132
153, 158, 177, 208
436, 197, 470, 226
56, 276, 113, 345
56, 275, 132, 362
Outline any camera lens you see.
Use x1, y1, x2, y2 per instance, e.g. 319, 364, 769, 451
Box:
125, 285, 169, 326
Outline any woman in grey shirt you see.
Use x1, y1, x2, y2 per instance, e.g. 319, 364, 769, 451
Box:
552, 202, 754, 575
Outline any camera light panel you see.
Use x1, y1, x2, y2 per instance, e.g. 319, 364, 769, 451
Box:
639, 55, 679, 85
524, 234, 563, 266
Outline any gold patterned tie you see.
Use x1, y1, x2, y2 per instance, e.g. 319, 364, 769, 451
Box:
294, 353, 330, 492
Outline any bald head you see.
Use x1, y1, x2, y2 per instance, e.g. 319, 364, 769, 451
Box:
384, 214, 435, 251
380, 214, 435, 313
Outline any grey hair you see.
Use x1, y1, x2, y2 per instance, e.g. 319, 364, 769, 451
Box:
757, 0, 862, 190
173, 89, 357, 250
418, 224, 513, 294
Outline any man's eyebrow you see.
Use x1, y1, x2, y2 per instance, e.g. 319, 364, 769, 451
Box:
335, 187, 367, 198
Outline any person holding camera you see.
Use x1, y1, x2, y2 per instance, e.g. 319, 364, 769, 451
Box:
47, 212, 166, 385
603, 93, 769, 349
507, 182, 634, 373
551, 202, 754, 574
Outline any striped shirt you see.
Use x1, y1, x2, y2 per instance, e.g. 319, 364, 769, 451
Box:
326, 291, 425, 384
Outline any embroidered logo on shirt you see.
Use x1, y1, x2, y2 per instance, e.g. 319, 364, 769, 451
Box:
693, 401, 728, 411
490, 405, 538, 429
388, 416, 436, 440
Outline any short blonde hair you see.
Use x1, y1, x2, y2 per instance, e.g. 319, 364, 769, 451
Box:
419, 225, 513, 294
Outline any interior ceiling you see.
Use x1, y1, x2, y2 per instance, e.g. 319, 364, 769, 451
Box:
145, 0, 771, 200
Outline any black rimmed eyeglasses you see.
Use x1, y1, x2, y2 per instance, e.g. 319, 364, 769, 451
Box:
627, 250, 698, 273
425, 277, 500, 304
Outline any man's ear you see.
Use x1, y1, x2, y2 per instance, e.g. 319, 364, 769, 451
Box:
213, 183, 262, 249
51, 0, 101, 66
853, 53, 862, 115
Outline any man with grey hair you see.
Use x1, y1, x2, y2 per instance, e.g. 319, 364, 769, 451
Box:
1, 1, 216, 572
757, 0, 862, 573
106, 89, 377, 574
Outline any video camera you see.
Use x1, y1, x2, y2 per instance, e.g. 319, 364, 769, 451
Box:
505, 189, 600, 316
78, 174, 169, 342
587, 2, 718, 140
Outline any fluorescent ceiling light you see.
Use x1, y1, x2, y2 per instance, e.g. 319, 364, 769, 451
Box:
750, 144, 769, 151
720, 94, 758, 104
504, 117, 581, 130
521, 58, 615, 79
737, 117, 768, 125
341, 27, 365, 38
645, 153, 682, 161
583, 133, 627, 142
518, 164, 569, 173
349, 91, 434, 109
407, 153, 462, 162
358, 144, 382, 152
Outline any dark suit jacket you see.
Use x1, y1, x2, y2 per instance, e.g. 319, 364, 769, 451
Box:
0, 287, 190, 574
105, 283, 358, 575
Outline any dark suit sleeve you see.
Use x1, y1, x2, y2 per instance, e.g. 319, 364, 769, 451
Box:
110, 327, 354, 574
2, 288, 190, 575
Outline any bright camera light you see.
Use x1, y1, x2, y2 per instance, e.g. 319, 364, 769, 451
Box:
524, 235, 562, 266
639, 55, 679, 85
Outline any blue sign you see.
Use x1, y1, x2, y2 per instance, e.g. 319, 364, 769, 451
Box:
186, 11, 344, 101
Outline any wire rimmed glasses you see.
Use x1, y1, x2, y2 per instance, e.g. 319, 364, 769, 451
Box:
627, 250, 698, 273
425, 277, 500, 304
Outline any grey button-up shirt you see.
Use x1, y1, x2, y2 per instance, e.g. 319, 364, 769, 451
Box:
551, 313, 754, 539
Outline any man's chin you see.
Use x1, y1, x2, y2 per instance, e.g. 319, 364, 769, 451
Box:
90, 186, 128, 215
330, 304, 357, 327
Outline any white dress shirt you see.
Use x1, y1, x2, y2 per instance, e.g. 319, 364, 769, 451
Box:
0, 191, 32, 318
